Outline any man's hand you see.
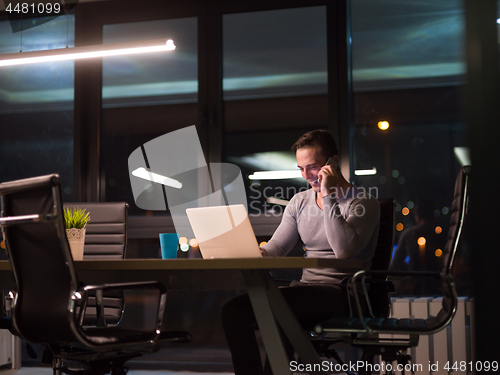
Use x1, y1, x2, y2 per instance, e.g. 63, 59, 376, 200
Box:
318, 164, 338, 198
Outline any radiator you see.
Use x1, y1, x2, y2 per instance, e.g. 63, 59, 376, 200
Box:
379, 297, 476, 375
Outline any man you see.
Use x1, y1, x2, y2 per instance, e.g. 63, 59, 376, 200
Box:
221, 129, 380, 375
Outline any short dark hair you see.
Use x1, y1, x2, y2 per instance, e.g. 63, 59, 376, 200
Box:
291, 129, 339, 159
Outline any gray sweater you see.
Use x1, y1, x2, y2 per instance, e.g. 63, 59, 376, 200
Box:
261, 186, 380, 284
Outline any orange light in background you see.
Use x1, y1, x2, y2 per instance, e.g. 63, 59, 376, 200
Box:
378, 121, 390, 130
435, 226, 443, 234
179, 237, 188, 245
435, 249, 443, 258
417, 237, 426, 246
189, 238, 198, 248
402, 207, 410, 216
418, 237, 426, 264
0, 241, 4, 249
396, 223, 404, 231
259, 241, 268, 247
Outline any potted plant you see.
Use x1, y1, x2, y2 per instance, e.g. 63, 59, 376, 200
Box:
64, 207, 91, 261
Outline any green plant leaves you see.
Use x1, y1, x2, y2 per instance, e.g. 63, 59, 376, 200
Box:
64, 207, 91, 229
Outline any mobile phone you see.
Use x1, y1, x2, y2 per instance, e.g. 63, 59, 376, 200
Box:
326, 157, 339, 170
311, 157, 339, 184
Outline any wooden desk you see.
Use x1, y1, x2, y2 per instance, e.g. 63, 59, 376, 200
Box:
0, 257, 361, 375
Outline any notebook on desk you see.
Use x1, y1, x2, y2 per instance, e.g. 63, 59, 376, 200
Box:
185, 204, 262, 259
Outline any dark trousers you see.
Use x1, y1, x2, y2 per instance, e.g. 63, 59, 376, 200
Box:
221, 283, 353, 375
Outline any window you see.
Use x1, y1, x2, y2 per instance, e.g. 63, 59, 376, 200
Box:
100, 17, 199, 216
222, 6, 329, 215
0, 15, 75, 198
350, 0, 469, 295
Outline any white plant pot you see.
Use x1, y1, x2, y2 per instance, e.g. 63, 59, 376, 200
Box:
66, 228, 86, 261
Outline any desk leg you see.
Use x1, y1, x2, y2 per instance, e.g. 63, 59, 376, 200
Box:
243, 270, 291, 375
242, 270, 327, 375
263, 274, 327, 375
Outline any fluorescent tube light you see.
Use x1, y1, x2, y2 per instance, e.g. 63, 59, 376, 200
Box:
267, 197, 289, 206
354, 168, 377, 176
0, 39, 175, 67
248, 170, 302, 180
132, 167, 182, 189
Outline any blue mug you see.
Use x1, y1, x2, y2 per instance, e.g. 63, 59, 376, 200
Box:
159, 233, 179, 259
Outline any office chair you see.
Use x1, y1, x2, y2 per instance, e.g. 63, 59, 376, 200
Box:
64, 202, 129, 327
64, 202, 128, 261
353, 198, 397, 318
0, 174, 191, 375
314, 166, 471, 375
309, 198, 396, 369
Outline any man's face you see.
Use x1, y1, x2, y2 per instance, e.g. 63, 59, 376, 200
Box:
296, 147, 327, 192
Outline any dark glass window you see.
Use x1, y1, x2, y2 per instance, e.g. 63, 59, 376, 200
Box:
350, 0, 469, 296
100, 17, 199, 216
0, 16, 75, 198
222, 6, 328, 215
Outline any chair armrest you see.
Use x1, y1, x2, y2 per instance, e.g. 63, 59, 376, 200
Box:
0, 213, 57, 226
77, 281, 167, 332
347, 270, 454, 334
340, 274, 396, 317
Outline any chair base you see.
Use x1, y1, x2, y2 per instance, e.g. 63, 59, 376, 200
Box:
308, 336, 356, 375
45, 347, 136, 375
42, 330, 192, 375
54, 359, 132, 375
309, 333, 418, 375
353, 339, 416, 375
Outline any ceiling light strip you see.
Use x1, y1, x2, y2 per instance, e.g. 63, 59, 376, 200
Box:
354, 168, 377, 176
0, 39, 175, 67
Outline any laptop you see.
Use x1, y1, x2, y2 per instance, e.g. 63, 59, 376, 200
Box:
185, 204, 262, 259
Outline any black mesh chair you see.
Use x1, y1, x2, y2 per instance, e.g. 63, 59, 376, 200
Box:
64, 202, 129, 327
309, 198, 396, 368
352, 197, 397, 319
313, 166, 471, 374
0, 174, 191, 375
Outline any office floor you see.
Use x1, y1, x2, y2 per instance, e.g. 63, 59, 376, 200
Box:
15, 337, 238, 374
0, 370, 233, 375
